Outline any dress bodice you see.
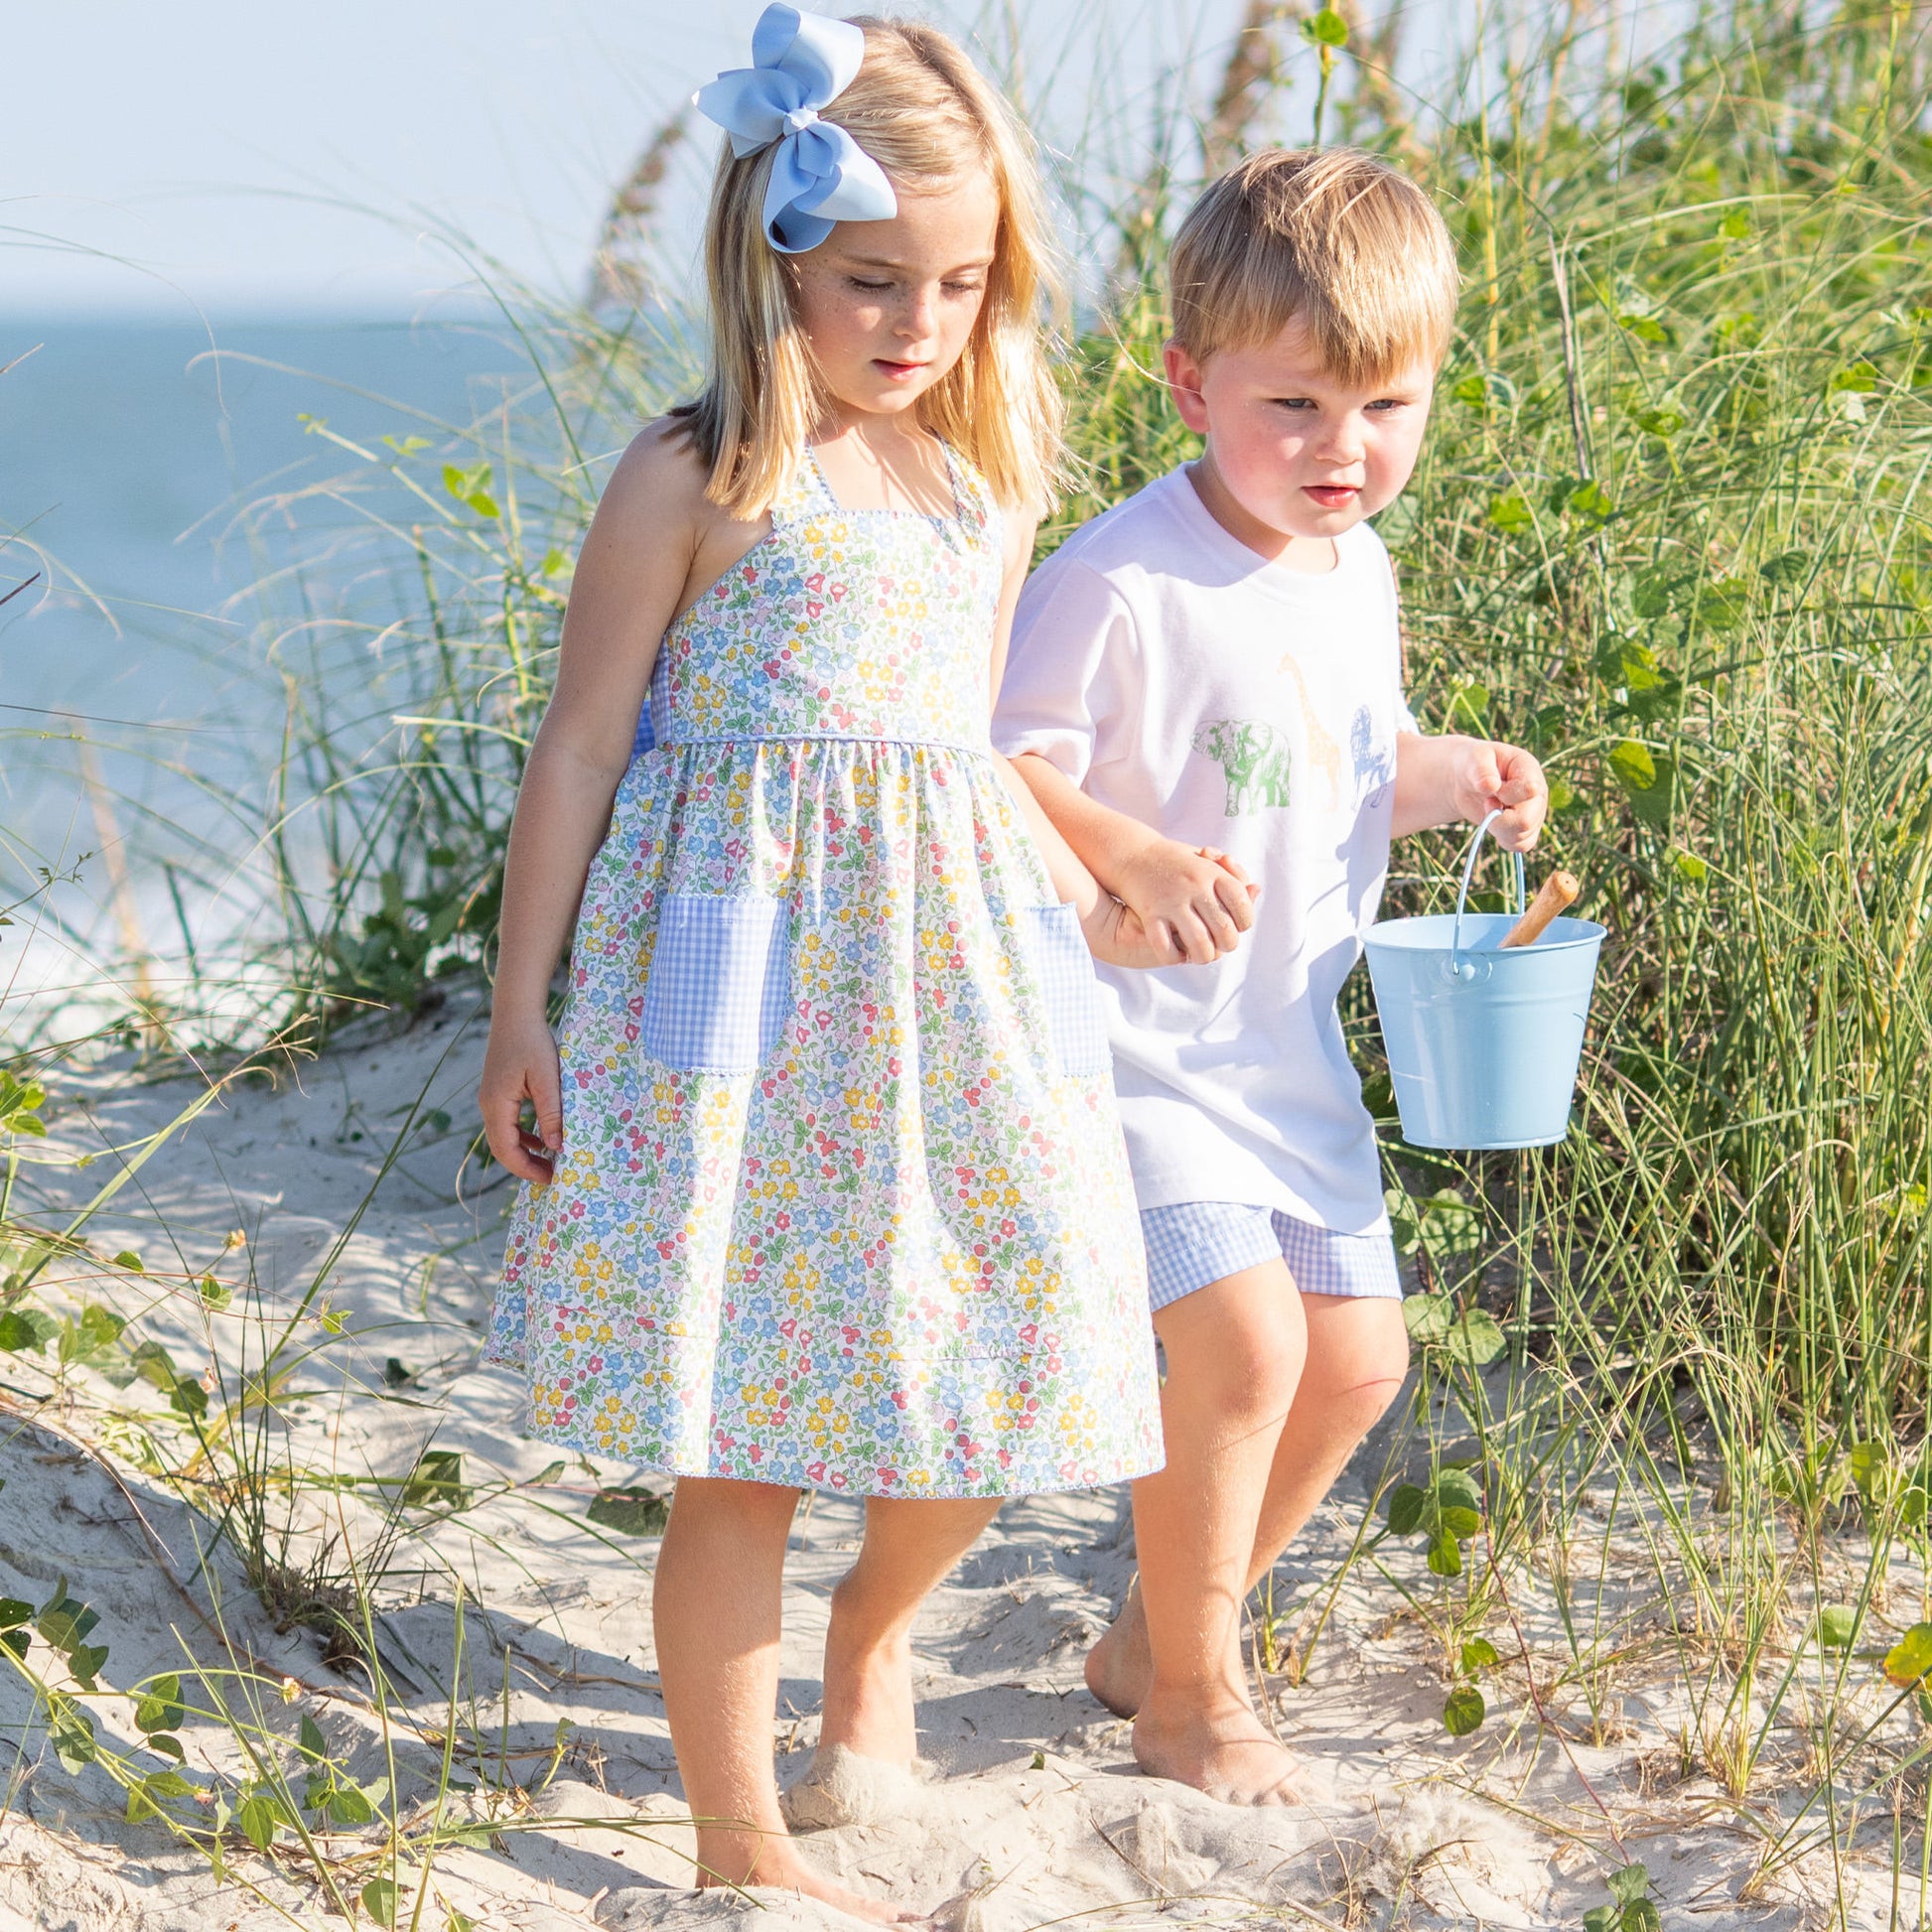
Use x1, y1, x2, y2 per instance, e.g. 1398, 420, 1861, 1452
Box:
642, 443, 1005, 754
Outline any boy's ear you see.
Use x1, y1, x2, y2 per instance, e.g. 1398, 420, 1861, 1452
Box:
1163, 340, 1211, 436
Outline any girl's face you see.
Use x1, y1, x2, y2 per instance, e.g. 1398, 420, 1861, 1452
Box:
790, 170, 1001, 425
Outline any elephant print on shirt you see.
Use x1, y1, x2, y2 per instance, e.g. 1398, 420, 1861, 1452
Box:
1192, 719, 1295, 816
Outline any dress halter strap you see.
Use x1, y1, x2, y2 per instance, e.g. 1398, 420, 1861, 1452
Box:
782, 437, 990, 533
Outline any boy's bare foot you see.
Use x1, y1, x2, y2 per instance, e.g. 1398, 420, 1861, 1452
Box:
1131, 1699, 1303, 1807
817, 1579, 918, 1764
1086, 1580, 1247, 1722
1084, 1578, 1154, 1718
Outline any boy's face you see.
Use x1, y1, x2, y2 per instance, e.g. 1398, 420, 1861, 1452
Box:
1164, 319, 1437, 549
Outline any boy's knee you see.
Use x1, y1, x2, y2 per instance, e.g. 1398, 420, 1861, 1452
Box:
1172, 1300, 1306, 1424
1299, 1303, 1412, 1435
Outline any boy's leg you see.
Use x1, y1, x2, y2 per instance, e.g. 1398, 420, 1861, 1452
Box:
653, 1475, 916, 1924
1240, 1293, 1410, 1597
819, 1494, 1003, 1764
1102, 1261, 1310, 1805
1088, 1292, 1409, 1723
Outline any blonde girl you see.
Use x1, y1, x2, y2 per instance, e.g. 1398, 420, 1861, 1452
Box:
480, 8, 1163, 1918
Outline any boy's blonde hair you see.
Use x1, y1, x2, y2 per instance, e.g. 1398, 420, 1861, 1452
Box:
1170, 147, 1458, 383
683, 15, 1063, 518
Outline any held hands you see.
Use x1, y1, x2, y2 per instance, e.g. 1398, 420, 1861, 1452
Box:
1082, 893, 1185, 969
1448, 738, 1549, 853
480, 1012, 566, 1184
1113, 839, 1260, 965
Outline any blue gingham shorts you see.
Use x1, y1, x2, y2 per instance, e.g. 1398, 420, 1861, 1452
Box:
1140, 1201, 1404, 1313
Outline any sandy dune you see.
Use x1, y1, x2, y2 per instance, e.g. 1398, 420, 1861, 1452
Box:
0, 998, 1882, 1927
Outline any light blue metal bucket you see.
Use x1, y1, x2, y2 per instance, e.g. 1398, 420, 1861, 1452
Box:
1362, 812, 1605, 1149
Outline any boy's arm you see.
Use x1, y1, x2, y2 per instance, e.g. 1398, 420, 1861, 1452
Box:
1011, 752, 1255, 966
986, 516, 1175, 969
1393, 731, 1548, 850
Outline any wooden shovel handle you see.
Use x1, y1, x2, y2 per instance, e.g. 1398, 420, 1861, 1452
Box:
1499, 870, 1581, 948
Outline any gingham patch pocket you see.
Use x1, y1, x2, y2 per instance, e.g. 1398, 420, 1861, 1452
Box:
640, 893, 791, 1074
1023, 902, 1112, 1078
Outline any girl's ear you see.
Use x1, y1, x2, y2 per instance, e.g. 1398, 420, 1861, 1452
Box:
1163, 340, 1211, 435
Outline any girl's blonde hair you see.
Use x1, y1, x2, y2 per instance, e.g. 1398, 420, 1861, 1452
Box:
681, 15, 1063, 518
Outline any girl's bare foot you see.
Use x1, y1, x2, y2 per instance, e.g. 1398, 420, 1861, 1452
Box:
1131, 1695, 1303, 1807
817, 1576, 919, 1764
1084, 1577, 1154, 1718
698, 1831, 920, 1925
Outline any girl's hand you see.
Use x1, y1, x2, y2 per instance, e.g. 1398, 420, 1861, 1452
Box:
480, 1013, 565, 1183
1113, 841, 1259, 964
1450, 739, 1548, 852
1081, 894, 1185, 969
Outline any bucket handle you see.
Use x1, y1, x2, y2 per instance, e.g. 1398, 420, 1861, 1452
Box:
1449, 809, 1527, 975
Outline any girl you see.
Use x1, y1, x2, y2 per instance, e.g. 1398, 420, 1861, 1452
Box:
479, 8, 1164, 1919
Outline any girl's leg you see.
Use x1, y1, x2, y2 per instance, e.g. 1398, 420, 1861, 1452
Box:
1096, 1264, 1309, 1805
653, 1475, 915, 1924
819, 1494, 1002, 1763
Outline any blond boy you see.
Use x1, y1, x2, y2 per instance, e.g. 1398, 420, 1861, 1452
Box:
994, 149, 1547, 1804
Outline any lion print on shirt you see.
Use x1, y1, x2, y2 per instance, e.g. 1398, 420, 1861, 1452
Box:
1192, 719, 1294, 816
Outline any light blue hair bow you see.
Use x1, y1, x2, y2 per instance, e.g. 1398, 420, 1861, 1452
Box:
694, 4, 897, 254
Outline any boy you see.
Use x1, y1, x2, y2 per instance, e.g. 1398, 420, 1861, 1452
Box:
995, 148, 1547, 1806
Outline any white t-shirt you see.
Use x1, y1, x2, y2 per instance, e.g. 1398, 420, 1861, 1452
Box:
994, 467, 1415, 1234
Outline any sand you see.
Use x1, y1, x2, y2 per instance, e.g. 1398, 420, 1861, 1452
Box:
0, 994, 1902, 1928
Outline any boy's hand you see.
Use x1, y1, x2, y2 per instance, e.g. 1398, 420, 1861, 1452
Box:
1448, 739, 1548, 852
1114, 840, 1259, 965
480, 1013, 565, 1183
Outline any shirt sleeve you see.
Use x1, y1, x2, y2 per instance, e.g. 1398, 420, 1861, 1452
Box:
993, 555, 1142, 785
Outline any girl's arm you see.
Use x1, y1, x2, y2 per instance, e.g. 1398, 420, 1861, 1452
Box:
479, 425, 711, 1181
1392, 731, 1549, 849
986, 515, 1166, 968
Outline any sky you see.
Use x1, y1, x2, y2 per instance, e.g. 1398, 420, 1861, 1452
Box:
1, 0, 1316, 319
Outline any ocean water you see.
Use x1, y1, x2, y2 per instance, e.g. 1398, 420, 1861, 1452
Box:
0, 313, 532, 1019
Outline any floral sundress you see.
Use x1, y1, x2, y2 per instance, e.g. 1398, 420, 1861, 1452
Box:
485, 442, 1164, 1498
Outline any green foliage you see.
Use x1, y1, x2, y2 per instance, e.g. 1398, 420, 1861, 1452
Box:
0, 1072, 46, 1139
1816, 1605, 1858, 1650
586, 1485, 671, 1536
1584, 1863, 1661, 1932
1404, 1292, 1506, 1366
1384, 1464, 1486, 1577
0, 1308, 58, 1354
37, 1581, 108, 1692
1882, 1623, 1932, 1689
398, 1449, 473, 1512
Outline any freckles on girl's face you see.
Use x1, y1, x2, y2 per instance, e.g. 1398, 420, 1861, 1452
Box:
788, 170, 1001, 422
